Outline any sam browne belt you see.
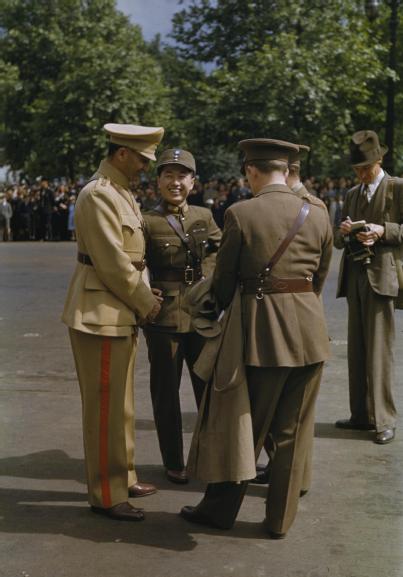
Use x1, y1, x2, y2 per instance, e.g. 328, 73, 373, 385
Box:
77, 252, 146, 271
241, 275, 313, 297
150, 266, 203, 285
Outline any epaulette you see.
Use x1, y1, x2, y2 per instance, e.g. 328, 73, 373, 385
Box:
301, 192, 327, 210
93, 176, 112, 192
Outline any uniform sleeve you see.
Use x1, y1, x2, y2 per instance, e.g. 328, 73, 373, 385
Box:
79, 187, 157, 318
212, 208, 242, 309
333, 189, 351, 249
314, 213, 333, 294
383, 182, 403, 245
202, 211, 222, 277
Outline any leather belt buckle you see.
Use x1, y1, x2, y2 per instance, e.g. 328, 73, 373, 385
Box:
184, 267, 194, 285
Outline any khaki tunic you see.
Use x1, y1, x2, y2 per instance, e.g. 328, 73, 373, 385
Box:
214, 184, 333, 366
143, 202, 222, 332
62, 159, 156, 335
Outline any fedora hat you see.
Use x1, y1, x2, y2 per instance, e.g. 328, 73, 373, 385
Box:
350, 130, 388, 167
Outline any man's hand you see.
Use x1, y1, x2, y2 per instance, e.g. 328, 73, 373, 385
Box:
356, 224, 385, 246
146, 288, 163, 322
146, 302, 162, 322
339, 216, 353, 235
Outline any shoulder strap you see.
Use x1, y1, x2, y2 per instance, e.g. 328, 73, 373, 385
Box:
155, 204, 200, 261
262, 202, 310, 275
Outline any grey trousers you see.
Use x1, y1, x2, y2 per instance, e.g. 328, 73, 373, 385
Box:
346, 263, 397, 431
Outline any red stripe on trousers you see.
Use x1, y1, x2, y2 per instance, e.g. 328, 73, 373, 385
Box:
99, 337, 112, 508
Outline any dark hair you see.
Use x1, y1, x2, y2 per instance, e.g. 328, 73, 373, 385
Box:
246, 159, 288, 174
107, 142, 123, 157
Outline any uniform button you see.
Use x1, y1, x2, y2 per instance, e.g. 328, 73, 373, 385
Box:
164, 243, 170, 247
185, 233, 189, 237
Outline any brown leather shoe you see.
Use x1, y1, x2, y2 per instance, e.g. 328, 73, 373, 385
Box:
374, 428, 395, 444
166, 469, 189, 484
128, 482, 157, 498
91, 501, 145, 521
335, 418, 375, 431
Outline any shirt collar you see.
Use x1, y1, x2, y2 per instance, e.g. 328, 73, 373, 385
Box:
363, 168, 385, 200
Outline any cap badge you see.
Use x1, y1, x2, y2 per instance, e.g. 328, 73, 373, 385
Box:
173, 149, 181, 160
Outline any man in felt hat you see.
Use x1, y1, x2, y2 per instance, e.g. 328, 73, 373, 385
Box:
180, 138, 333, 538
334, 129, 403, 444
62, 123, 164, 521
142, 148, 221, 484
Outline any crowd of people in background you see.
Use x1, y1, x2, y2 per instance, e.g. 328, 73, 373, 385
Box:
0, 173, 358, 242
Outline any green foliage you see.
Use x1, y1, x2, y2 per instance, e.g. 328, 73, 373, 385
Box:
1, 0, 402, 179
1, 0, 171, 178
171, 0, 400, 176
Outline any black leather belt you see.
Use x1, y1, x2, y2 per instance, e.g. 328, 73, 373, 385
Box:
78, 252, 146, 271
150, 267, 203, 285
241, 275, 314, 299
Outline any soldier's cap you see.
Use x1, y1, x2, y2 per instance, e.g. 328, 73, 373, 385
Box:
239, 138, 299, 165
289, 144, 310, 168
156, 148, 196, 173
349, 130, 388, 167
104, 123, 164, 161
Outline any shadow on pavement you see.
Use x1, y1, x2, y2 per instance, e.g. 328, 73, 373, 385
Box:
0, 487, 271, 548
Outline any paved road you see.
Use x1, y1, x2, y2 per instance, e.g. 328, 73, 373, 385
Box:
1, 242, 402, 577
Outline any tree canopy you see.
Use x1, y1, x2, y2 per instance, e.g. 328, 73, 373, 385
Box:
1, 0, 402, 179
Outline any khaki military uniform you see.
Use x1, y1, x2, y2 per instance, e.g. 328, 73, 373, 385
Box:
193, 184, 333, 534
334, 172, 403, 432
62, 159, 156, 508
143, 201, 221, 471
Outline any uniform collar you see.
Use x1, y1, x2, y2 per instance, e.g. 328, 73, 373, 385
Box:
97, 158, 130, 189
255, 183, 293, 197
160, 200, 189, 215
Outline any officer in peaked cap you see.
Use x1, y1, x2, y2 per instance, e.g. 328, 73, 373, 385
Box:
334, 129, 403, 445
62, 123, 164, 522
142, 148, 222, 484
181, 138, 333, 538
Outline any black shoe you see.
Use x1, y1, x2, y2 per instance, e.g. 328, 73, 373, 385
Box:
250, 467, 270, 485
299, 489, 309, 498
262, 521, 286, 539
335, 418, 375, 431
91, 501, 145, 521
268, 530, 286, 540
374, 428, 395, 444
180, 506, 232, 530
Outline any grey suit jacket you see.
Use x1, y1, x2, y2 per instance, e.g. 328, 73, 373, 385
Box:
334, 173, 403, 298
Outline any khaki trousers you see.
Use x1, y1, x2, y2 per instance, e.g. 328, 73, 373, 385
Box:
69, 328, 138, 507
346, 262, 397, 431
263, 364, 323, 492
195, 363, 323, 534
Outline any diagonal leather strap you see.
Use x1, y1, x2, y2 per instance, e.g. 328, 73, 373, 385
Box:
155, 204, 200, 262
261, 202, 310, 275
